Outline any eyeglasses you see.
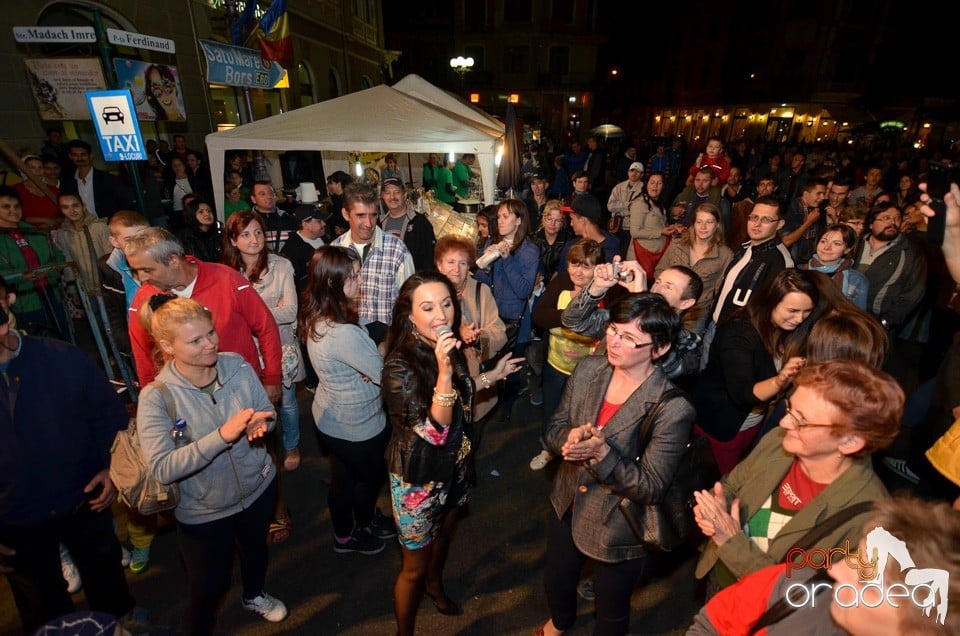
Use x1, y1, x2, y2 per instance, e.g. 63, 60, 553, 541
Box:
783, 399, 835, 430
748, 214, 780, 224
149, 80, 176, 95
605, 323, 654, 349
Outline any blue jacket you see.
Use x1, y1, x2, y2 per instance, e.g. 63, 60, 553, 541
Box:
0, 334, 128, 525
475, 238, 540, 323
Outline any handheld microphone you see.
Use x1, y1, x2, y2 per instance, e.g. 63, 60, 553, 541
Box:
434, 325, 471, 380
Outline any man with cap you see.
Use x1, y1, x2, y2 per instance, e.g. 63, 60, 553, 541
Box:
556, 194, 620, 272
607, 161, 646, 258
379, 176, 436, 271
280, 203, 329, 295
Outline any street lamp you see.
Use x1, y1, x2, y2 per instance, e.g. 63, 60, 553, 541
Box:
450, 56, 474, 91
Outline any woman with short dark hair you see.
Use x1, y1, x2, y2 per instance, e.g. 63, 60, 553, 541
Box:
536, 293, 696, 636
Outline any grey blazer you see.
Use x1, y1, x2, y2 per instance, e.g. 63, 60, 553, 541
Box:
544, 357, 696, 563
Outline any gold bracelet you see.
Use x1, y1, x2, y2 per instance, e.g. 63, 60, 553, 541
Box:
432, 389, 458, 407
479, 373, 492, 389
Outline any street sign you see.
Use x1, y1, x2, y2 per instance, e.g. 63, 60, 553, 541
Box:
106, 28, 175, 54
198, 39, 283, 89
85, 90, 147, 162
13, 26, 96, 43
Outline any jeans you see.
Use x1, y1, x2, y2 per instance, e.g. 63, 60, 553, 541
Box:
544, 509, 647, 635
317, 427, 390, 538
279, 382, 300, 450
177, 478, 276, 636
0, 504, 135, 633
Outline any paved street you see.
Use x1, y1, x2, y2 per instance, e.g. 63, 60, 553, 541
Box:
0, 385, 705, 635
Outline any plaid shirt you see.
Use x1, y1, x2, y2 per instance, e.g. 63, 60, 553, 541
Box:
333, 227, 414, 324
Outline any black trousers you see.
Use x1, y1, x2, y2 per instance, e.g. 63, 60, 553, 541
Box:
318, 426, 390, 538
176, 478, 276, 636
543, 508, 647, 636
0, 504, 134, 633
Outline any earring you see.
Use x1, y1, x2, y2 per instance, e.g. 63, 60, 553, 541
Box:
410, 321, 421, 342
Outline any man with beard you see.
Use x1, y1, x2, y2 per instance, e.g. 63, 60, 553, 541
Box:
853, 202, 927, 332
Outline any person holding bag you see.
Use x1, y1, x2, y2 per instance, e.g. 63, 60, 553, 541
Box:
627, 171, 683, 282
536, 293, 696, 636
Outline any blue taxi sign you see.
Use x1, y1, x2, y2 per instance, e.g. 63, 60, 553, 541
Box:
85, 89, 146, 162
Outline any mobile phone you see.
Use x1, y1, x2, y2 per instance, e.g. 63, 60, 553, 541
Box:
925, 161, 958, 246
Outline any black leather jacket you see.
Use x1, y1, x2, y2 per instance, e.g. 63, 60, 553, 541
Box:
382, 339, 474, 484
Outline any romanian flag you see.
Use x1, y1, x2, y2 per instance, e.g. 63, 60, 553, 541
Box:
256, 0, 292, 63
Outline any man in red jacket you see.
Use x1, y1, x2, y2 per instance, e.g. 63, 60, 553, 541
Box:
123, 227, 282, 402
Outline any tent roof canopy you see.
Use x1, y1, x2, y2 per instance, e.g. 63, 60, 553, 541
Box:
206, 84, 501, 154
393, 74, 505, 134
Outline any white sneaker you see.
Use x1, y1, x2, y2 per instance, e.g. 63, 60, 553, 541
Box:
121, 545, 131, 568
242, 593, 288, 622
529, 449, 554, 471
60, 545, 82, 594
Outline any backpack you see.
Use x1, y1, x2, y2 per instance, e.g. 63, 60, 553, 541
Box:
110, 381, 181, 515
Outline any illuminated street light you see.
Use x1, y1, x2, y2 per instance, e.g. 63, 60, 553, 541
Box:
450, 56, 474, 91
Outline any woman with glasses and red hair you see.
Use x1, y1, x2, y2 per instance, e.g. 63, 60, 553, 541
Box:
692, 359, 903, 598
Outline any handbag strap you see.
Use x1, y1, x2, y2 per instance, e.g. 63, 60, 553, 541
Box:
746, 502, 874, 635
475, 279, 483, 325
747, 569, 832, 635
784, 500, 874, 557
633, 388, 687, 457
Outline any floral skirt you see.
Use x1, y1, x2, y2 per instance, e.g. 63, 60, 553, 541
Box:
389, 464, 470, 550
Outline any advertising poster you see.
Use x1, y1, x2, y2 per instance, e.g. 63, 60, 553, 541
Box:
114, 58, 186, 122
24, 57, 106, 120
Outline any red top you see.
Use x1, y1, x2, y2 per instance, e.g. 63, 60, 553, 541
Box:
128, 257, 283, 386
13, 182, 60, 223
688, 154, 731, 184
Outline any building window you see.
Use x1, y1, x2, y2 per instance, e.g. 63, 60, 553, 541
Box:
464, 0, 485, 28
551, 0, 574, 23
298, 63, 315, 107
329, 68, 342, 98
549, 46, 569, 76
503, 46, 529, 74
504, 0, 531, 22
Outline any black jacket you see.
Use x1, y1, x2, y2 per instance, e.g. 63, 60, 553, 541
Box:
713, 237, 794, 326
279, 231, 319, 295
61, 169, 135, 219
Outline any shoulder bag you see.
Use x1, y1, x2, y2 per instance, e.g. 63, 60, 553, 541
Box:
110, 381, 180, 515
614, 388, 719, 552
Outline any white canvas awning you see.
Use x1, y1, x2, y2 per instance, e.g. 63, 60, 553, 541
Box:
205, 82, 503, 213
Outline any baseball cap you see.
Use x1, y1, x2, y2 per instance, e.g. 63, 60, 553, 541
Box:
294, 204, 330, 223
381, 177, 404, 190
629, 162, 644, 173
570, 194, 602, 222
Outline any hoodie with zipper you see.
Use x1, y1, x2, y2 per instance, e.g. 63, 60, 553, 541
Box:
136, 352, 275, 525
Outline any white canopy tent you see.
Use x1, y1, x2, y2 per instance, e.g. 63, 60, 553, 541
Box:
393, 74, 505, 134
205, 83, 503, 214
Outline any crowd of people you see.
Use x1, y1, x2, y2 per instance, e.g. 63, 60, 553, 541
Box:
0, 128, 959, 636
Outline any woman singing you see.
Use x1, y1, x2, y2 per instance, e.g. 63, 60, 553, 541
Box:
382, 272, 521, 635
